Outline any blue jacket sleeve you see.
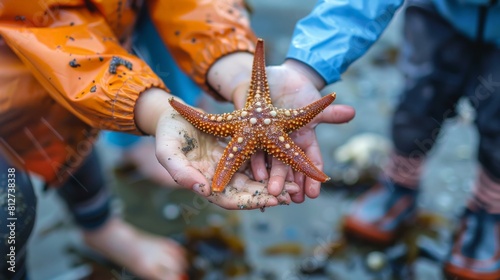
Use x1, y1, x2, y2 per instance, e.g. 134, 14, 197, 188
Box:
286, 0, 404, 85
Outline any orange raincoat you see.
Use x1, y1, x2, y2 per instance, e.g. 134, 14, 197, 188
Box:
0, 0, 256, 186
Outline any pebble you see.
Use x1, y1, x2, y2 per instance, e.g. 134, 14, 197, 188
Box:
366, 251, 386, 271
162, 204, 180, 220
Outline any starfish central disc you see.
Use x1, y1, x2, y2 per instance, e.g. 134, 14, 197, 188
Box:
169, 38, 337, 192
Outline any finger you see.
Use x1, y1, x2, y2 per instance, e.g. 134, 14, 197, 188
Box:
267, 157, 289, 196
251, 150, 269, 181
155, 141, 211, 196
207, 174, 279, 210
301, 137, 326, 199
286, 168, 295, 182
208, 190, 279, 210
276, 190, 292, 205
283, 169, 301, 195
290, 189, 305, 203
291, 173, 306, 203
314, 104, 355, 125
232, 82, 250, 109
284, 180, 300, 195
304, 178, 322, 199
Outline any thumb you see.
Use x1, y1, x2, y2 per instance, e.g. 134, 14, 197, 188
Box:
155, 143, 211, 196
231, 82, 250, 109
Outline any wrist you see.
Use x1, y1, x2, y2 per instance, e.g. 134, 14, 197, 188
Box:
207, 52, 254, 102
135, 88, 176, 135
283, 59, 326, 90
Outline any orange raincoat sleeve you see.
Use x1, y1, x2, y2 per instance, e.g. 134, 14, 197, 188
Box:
0, 0, 257, 134
148, 0, 257, 100
0, 4, 165, 135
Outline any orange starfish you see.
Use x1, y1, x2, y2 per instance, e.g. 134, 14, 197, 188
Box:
169, 38, 336, 192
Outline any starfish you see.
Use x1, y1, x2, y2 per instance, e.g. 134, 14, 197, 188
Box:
169, 38, 336, 192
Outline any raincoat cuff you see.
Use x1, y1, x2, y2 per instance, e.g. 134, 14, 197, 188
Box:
102, 71, 166, 135
286, 47, 342, 85
193, 36, 256, 100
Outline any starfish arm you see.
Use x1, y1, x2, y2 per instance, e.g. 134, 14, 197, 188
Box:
244, 39, 273, 108
171, 39, 337, 193
212, 134, 257, 192
264, 132, 330, 183
169, 98, 238, 137
278, 92, 337, 133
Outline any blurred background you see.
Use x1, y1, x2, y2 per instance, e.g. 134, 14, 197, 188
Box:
27, 0, 479, 279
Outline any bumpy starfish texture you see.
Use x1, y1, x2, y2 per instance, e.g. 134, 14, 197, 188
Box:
169, 38, 336, 192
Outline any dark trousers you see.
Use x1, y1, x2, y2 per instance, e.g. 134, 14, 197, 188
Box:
0, 149, 111, 280
392, 1, 500, 180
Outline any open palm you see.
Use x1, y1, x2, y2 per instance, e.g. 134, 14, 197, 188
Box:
154, 106, 297, 210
